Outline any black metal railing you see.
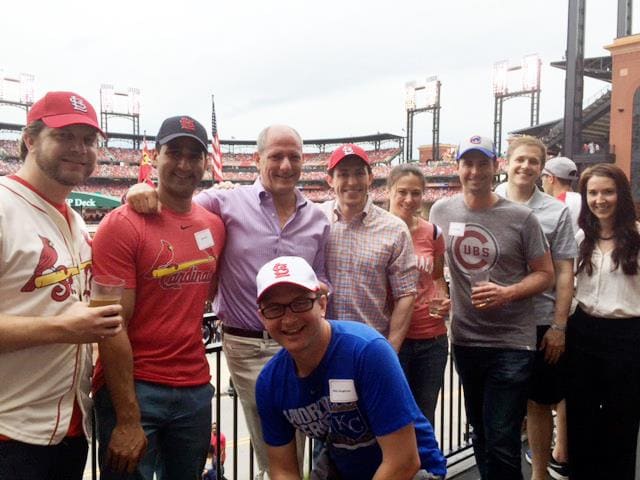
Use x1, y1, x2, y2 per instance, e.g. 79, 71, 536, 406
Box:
89, 315, 473, 479
203, 316, 473, 478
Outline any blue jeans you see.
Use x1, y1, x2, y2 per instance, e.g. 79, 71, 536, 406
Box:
453, 345, 534, 480
95, 381, 214, 480
399, 335, 449, 426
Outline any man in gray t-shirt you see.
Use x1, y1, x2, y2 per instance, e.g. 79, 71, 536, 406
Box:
429, 135, 554, 480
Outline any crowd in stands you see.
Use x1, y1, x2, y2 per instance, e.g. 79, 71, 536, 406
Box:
0, 138, 460, 208
0, 138, 399, 166
0, 158, 20, 176
75, 182, 131, 198
0, 140, 20, 159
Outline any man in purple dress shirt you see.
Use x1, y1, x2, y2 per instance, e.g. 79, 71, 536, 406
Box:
126, 124, 331, 480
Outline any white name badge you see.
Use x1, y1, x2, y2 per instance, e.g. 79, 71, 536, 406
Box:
329, 379, 358, 403
194, 229, 214, 250
449, 222, 466, 237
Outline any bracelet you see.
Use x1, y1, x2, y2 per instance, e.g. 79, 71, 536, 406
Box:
550, 324, 566, 332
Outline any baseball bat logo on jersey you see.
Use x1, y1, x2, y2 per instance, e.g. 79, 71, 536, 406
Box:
451, 224, 498, 274
21, 235, 91, 302
147, 239, 216, 289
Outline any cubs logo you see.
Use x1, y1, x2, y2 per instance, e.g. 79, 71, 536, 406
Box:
451, 224, 498, 274
69, 95, 88, 113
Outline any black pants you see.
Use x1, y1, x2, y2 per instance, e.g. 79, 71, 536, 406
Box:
0, 436, 88, 480
566, 307, 640, 480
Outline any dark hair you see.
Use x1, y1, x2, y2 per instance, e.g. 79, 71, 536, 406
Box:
20, 120, 47, 160
577, 163, 639, 275
386, 164, 426, 190
554, 176, 574, 188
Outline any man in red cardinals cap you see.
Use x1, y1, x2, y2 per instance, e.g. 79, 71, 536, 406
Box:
0, 91, 123, 479
319, 144, 417, 351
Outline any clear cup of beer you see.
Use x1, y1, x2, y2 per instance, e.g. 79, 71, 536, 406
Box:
429, 290, 448, 319
470, 270, 490, 308
90, 275, 125, 307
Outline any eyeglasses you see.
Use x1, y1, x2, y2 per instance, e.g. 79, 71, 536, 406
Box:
260, 296, 318, 320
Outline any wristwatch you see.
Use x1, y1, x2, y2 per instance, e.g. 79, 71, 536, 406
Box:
550, 323, 566, 332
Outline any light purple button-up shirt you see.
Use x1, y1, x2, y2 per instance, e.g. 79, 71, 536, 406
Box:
195, 179, 330, 330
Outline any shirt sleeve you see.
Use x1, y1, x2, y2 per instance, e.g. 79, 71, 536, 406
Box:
256, 366, 296, 447
523, 212, 549, 262
91, 208, 140, 288
433, 225, 446, 257
194, 188, 223, 216
428, 200, 446, 240
313, 220, 332, 290
551, 207, 578, 260
356, 338, 419, 437
387, 226, 418, 299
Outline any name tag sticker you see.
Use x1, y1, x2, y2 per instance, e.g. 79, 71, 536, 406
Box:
329, 379, 358, 403
194, 229, 214, 250
449, 222, 466, 237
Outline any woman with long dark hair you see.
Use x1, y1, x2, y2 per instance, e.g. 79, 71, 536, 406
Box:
566, 163, 640, 479
387, 164, 448, 427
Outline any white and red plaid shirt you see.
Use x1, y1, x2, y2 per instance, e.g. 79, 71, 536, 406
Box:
320, 197, 417, 336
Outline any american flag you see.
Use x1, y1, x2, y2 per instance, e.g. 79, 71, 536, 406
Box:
210, 95, 223, 182
138, 137, 154, 186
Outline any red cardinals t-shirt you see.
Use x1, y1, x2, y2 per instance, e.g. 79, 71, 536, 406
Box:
92, 204, 225, 390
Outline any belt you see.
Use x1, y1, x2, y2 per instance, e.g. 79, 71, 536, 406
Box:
222, 325, 272, 340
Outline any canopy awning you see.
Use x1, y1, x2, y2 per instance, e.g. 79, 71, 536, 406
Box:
67, 191, 120, 209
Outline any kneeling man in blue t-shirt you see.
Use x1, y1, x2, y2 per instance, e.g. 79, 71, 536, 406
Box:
255, 256, 447, 480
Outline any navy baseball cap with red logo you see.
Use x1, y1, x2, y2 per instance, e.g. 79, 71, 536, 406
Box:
156, 116, 209, 153
327, 143, 371, 171
27, 91, 105, 137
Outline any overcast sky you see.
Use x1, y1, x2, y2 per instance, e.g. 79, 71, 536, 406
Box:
0, 0, 629, 156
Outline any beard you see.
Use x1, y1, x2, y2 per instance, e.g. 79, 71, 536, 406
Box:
35, 151, 95, 187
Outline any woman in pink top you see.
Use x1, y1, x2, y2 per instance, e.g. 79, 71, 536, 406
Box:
388, 164, 449, 426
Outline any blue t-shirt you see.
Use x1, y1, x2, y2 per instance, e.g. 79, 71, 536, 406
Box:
256, 320, 447, 479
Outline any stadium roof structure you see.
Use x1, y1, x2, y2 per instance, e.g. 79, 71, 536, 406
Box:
549, 56, 612, 83
0, 122, 402, 150
0, 122, 25, 133
509, 55, 612, 151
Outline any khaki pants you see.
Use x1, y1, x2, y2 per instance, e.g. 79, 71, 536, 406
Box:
223, 333, 306, 480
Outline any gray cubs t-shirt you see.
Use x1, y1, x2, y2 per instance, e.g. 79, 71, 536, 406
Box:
495, 188, 577, 325
429, 195, 549, 350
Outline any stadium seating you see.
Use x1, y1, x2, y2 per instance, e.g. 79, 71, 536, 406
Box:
0, 138, 480, 217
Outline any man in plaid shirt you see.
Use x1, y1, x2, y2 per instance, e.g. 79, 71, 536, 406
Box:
319, 144, 417, 351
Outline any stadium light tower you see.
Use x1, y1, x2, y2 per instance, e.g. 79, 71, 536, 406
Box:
100, 84, 141, 149
492, 54, 541, 156
0, 70, 35, 120
405, 76, 441, 162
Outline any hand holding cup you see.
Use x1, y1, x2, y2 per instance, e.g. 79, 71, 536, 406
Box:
470, 270, 492, 309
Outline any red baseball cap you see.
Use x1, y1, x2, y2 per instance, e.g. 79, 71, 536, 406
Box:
27, 91, 105, 137
327, 143, 371, 171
